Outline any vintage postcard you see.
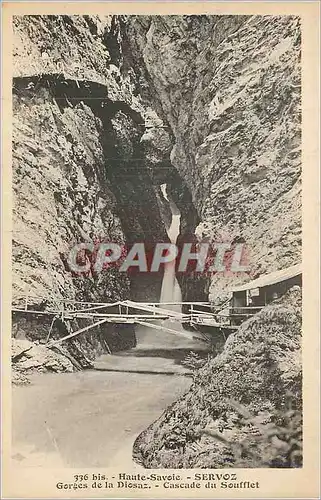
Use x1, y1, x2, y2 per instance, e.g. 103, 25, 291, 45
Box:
1, 1, 320, 499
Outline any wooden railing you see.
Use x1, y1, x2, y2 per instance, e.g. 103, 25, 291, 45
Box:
12, 294, 265, 347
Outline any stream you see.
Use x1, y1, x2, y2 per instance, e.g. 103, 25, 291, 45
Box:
12, 184, 207, 468
12, 327, 207, 468
160, 184, 182, 310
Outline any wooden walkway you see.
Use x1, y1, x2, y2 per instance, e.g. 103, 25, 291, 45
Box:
12, 295, 262, 347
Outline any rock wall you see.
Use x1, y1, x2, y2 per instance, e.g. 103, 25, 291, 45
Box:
12, 15, 175, 362
126, 14, 301, 301
12, 14, 303, 465
12, 14, 302, 364
134, 287, 302, 468
124, 14, 302, 468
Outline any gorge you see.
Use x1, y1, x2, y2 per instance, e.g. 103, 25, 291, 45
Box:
11, 14, 302, 469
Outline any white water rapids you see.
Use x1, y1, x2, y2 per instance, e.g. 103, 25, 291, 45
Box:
159, 184, 182, 311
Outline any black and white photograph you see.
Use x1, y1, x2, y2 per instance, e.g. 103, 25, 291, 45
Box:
1, 3, 320, 498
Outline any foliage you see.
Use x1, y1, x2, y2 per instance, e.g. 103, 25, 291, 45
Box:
203, 397, 302, 468
181, 351, 209, 371
133, 287, 302, 468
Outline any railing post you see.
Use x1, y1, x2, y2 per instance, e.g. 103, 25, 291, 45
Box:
24, 287, 29, 311
190, 304, 194, 322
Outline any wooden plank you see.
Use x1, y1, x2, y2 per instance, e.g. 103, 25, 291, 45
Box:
13, 295, 211, 306
12, 309, 170, 321
188, 308, 217, 317
70, 313, 170, 320
136, 320, 207, 342
192, 319, 223, 327
45, 315, 58, 343
135, 301, 212, 307
47, 317, 110, 348
63, 300, 122, 307
228, 313, 258, 317
51, 299, 123, 307
124, 300, 188, 320
67, 303, 119, 314
12, 308, 60, 316
228, 306, 263, 310
191, 319, 238, 330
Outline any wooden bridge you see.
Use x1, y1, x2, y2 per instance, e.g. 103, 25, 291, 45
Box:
12, 295, 262, 347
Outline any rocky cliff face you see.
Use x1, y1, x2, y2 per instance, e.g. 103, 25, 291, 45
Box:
134, 287, 302, 468
12, 15, 176, 363
124, 15, 302, 468
126, 14, 301, 301
12, 14, 301, 366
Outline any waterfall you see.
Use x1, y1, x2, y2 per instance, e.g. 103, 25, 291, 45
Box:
160, 184, 182, 311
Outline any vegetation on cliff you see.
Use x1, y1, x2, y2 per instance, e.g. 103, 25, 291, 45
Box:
134, 287, 302, 468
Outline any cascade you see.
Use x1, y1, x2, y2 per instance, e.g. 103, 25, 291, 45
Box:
160, 184, 182, 311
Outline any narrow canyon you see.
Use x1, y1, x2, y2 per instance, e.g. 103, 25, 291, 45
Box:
12, 14, 302, 469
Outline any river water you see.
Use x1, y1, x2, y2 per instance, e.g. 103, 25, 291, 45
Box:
12, 184, 206, 468
12, 327, 206, 468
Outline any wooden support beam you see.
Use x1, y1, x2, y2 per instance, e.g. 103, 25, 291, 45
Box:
24, 288, 29, 311
191, 318, 238, 330
70, 313, 170, 320
136, 321, 207, 342
61, 299, 123, 307
228, 313, 259, 317
189, 308, 217, 317
45, 315, 58, 343
12, 309, 169, 321
138, 301, 211, 306
124, 300, 189, 320
46, 318, 110, 348
13, 295, 212, 307
12, 308, 64, 317
228, 306, 263, 310
69, 303, 119, 314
